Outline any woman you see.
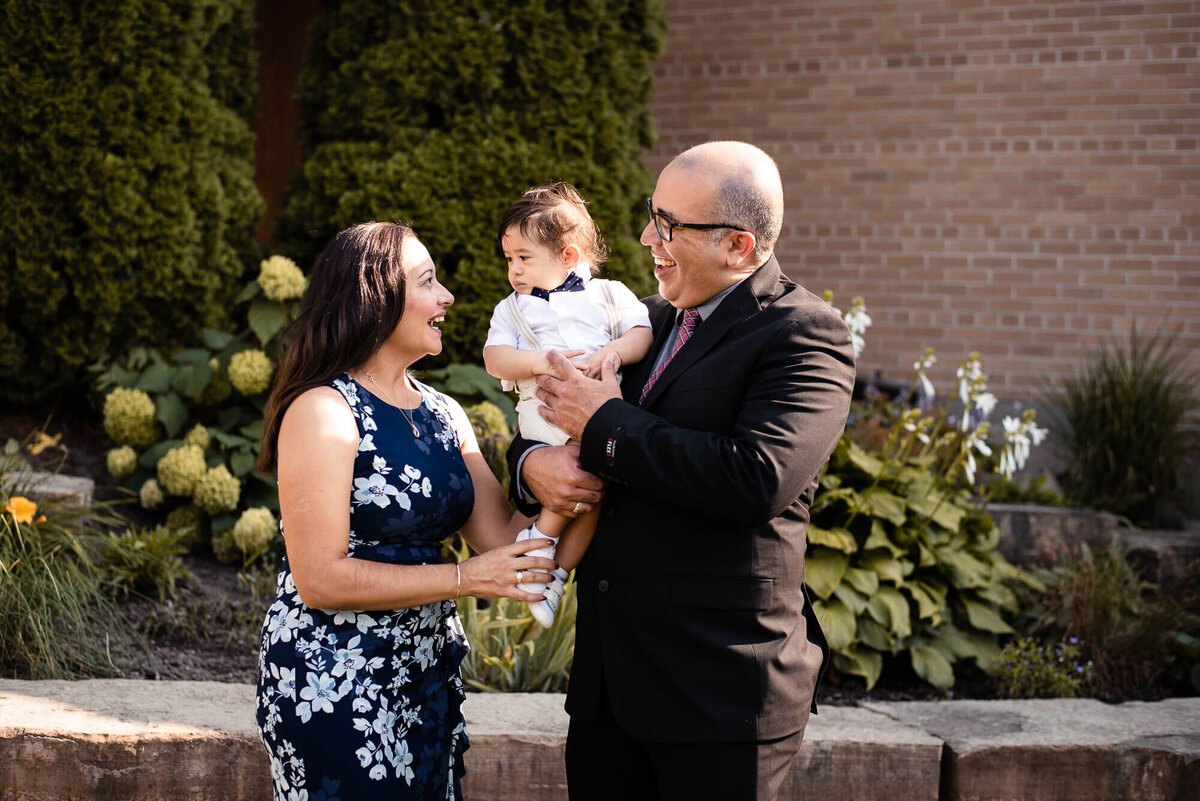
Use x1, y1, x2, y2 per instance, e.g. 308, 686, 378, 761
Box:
254, 222, 557, 800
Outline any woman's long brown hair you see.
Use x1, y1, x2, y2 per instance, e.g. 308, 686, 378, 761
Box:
257, 222, 413, 473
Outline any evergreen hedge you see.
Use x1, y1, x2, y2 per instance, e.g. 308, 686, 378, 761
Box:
275, 0, 666, 364
0, 0, 263, 408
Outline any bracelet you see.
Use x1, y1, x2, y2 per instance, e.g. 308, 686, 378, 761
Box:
454, 563, 462, 600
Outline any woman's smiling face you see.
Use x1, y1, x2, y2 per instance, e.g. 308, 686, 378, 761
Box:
388, 236, 453, 363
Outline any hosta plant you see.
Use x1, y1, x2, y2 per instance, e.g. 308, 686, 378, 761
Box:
811, 297, 1047, 690
451, 540, 576, 693
91, 256, 305, 563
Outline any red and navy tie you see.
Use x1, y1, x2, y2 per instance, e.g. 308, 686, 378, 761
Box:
639, 308, 700, 405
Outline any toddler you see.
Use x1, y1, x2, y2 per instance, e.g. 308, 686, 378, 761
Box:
483, 182, 652, 626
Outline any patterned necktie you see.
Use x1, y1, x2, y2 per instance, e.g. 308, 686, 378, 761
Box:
639, 308, 700, 404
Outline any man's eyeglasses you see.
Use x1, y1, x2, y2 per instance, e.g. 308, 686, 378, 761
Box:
645, 198, 750, 243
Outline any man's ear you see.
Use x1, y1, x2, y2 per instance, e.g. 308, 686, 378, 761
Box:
562, 243, 582, 270
724, 231, 757, 267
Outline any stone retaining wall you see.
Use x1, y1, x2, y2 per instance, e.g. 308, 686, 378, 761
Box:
989, 503, 1200, 584
2, 681, 1196, 801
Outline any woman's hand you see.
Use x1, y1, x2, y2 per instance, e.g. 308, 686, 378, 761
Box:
458, 536, 559, 601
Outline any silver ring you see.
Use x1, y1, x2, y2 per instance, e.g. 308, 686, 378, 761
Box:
516, 570, 525, 584
573, 501, 584, 514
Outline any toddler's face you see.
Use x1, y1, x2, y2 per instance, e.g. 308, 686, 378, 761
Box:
502, 226, 571, 294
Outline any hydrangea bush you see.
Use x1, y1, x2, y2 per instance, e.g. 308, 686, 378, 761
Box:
92, 256, 303, 565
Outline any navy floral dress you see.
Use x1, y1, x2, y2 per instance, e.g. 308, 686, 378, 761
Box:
256, 375, 475, 800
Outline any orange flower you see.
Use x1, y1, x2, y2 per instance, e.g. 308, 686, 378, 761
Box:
4, 496, 37, 524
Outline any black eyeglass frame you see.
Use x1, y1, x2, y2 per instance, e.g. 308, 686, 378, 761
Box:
645, 198, 750, 243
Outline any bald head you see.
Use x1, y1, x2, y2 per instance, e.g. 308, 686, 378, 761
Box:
669, 141, 784, 263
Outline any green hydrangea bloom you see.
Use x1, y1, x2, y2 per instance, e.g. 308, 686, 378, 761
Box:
102, 387, 157, 445
106, 445, 137, 480
257, 255, 306, 301
139, 478, 164, 509
157, 444, 207, 496
199, 369, 232, 405
232, 506, 277, 558
183, 424, 211, 449
165, 503, 205, 547
464, 401, 512, 439
211, 527, 240, 565
165, 503, 203, 533
228, 349, 273, 396
193, 463, 240, 514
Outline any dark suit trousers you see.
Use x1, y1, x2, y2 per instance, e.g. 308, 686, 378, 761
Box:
565, 684, 802, 801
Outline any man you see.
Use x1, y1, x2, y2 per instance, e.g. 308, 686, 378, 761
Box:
507, 141, 856, 799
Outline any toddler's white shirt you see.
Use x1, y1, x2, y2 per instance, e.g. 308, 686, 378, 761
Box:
484, 274, 650, 383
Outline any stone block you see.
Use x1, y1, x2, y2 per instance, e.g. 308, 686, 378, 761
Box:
462, 694, 943, 801
6, 472, 94, 509
787, 705, 943, 801
989, 503, 1120, 568
0, 679, 268, 801
863, 698, 1200, 801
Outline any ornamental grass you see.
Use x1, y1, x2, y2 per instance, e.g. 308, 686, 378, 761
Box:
0, 465, 142, 679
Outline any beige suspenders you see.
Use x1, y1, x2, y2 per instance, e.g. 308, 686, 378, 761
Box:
504, 279, 621, 351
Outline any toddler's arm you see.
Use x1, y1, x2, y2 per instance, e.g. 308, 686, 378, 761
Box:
584, 325, 653, 379
484, 345, 551, 381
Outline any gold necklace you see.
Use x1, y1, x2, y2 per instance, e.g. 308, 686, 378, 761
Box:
363, 371, 420, 436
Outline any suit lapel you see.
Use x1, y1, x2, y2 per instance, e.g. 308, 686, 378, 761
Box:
638, 257, 787, 409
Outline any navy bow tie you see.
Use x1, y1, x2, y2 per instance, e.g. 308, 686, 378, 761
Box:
529, 272, 585, 300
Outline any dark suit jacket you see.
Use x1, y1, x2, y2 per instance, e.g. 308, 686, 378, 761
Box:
508, 256, 855, 744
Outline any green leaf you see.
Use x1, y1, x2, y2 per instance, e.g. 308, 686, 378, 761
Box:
906, 491, 967, 532
862, 552, 906, 584
938, 548, 990, 589
239, 419, 263, 440
202, 328, 236, 350
927, 621, 1002, 667
842, 566, 879, 596
905, 583, 943, 620
832, 582, 868, 616
864, 519, 905, 557
235, 280, 261, 304
846, 440, 884, 478
857, 615, 895, 652
961, 597, 1014, 634
155, 392, 189, 438
138, 439, 182, 468
249, 297, 286, 345
173, 348, 213, 365
833, 648, 883, 689
861, 488, 907, 526
866, 585, 912, 639
807, 524, 857, 554
230, 449, 255, 477
172, 362, 214, 401
911, 644, 955, 689
210, 429, 251, 448
211, 512, 237, 533
136, 362, 175, 393
813, 598, 856, 651
218, 406, 243, 431
973, 581, 1018, 611
804, 547, 848, 599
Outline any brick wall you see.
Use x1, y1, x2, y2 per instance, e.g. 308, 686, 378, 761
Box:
645, 0, 1199, 403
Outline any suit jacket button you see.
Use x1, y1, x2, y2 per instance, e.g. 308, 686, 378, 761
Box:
597, 579, 610, 593
602, 507, 615, 519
